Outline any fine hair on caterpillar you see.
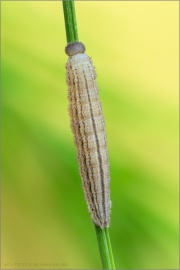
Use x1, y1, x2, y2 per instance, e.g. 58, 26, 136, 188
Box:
65, 41, 111, 228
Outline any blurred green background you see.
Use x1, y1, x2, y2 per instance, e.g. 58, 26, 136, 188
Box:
1, 1, 179, 269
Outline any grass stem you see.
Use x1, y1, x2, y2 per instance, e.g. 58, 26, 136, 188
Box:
62, 0, 78, 43
95, 225, 116, 269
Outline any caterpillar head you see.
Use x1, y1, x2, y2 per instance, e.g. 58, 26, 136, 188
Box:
65, 42, 86, 56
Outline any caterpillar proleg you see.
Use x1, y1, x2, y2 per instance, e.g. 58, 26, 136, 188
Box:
65, 42, 111, 228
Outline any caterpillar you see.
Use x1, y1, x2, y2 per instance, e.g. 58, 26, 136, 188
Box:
65, 42, 111, 228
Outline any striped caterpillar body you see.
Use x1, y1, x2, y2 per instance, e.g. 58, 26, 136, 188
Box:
65, 42, 111, 228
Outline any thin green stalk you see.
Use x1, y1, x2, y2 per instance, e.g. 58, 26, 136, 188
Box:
62, 1, 116, 269
95, 225, 116, 269
62, 0, 78, 43
104, 227, 116, 269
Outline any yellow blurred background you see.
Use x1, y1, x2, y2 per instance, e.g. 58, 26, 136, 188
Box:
1, 1, 179, 269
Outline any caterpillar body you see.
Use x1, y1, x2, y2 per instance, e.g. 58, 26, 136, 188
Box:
65, 42, 111, 228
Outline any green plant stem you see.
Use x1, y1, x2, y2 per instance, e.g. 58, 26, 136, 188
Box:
95, 225, 116, 269
104, 227, 116, 269
62, 0, 78, 43
62, 1, 116, 268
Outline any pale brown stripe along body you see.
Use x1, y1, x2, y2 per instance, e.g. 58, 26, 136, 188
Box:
65, 42, 111, 228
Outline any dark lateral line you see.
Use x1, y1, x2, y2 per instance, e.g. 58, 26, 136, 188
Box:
73, 68, 101, 223
83, 69, 106, 223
